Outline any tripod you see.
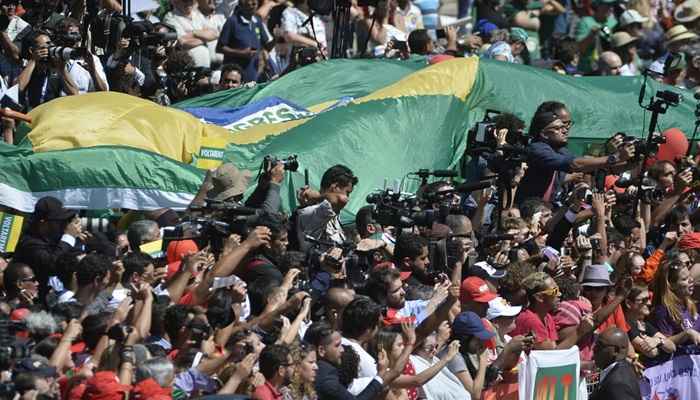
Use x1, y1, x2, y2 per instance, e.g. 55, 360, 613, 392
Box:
686, 92, 700, 157
633, 87, 680, 216
330, 0, 353, 58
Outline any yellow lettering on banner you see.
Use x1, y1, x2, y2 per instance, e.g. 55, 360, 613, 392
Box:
0, 212, 24, 253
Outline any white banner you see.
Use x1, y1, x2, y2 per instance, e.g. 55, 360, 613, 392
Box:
519, 346, 582, 400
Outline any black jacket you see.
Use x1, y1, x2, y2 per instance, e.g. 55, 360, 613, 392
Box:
315, 359, 383, 400
13, 233, 77, 299
590, 360, 642, 400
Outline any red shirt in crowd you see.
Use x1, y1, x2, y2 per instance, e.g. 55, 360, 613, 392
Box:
253, 381, 283, 400
511, 309, 558, 344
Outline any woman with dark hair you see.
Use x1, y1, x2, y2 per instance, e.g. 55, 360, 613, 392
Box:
651, 260, 700, 345
437, 311, 492, 400
623, 285, 675, 366
2, 262, 39, 307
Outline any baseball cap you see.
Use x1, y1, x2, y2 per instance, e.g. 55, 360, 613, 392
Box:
471, 261, 507, 280
82, 371, 131, 400
34, 196, 75, 221
14, 356, 57, 378
486, 297, 522, 320
474, 19, 498, 37
510, 27, 529, 43
618, 9, 649, 27
453, 311, 496, 340
460, 276, 497, 304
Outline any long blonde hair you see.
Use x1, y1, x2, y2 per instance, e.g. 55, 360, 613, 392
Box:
286, 343, 316, 400
652, 260, 697, 326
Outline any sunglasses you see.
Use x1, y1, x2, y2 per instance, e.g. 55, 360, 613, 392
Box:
536, 287, 560, 297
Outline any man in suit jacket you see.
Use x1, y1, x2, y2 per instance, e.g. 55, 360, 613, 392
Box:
591, 327, 642, 400
305, 321, 387, 400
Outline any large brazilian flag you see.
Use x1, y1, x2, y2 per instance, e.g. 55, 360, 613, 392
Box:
0, 56, 695, 217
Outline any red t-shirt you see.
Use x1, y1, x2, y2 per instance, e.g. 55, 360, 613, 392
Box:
511, 309, 558, 343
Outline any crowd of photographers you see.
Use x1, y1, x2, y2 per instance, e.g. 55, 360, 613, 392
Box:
3, 98, 700, 399
2, 0, 700, 143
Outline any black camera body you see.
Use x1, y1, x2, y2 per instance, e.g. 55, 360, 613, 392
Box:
616, 132, 666, 162
263, 154, 299, 172
367, 189, 444, 228
467, 110, 528, 151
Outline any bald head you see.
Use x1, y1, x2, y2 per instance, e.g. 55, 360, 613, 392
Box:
594, 327, 629, 369
599, 52, 622, 76
325, 287, 356, 329
600, 327, 628, 348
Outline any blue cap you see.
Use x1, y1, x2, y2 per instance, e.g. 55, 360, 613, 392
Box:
453, 311, 496, 340
475, 19, 498, 37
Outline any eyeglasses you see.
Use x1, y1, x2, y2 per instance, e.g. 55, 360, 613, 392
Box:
544, 124, 567, 133
536, 287, 560, 297
562, 120, 574, 129
20, 276, 37, 283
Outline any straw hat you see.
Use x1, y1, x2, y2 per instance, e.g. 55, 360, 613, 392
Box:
665, 25, 699, 46
611, 31, 639, 48
674, 0, 700, 23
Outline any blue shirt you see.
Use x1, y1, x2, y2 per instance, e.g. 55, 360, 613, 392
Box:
217, 11, 272, 82
515, 140, 575, 204
413, 0, 439, 30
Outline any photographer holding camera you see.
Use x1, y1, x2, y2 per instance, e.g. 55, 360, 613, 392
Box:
295, 165, 358, 251
515, 101, 636, 205
17, 30, 78, 108
56, 17, 109, 94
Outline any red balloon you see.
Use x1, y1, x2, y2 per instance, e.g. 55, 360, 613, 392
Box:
656, 128, 688, 163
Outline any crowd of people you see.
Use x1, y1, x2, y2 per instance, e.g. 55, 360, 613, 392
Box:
2, 0, 700, 398
2, 97, 700, 400
0, 0, 699, 143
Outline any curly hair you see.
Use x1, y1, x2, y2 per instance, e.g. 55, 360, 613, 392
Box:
522, 272, 552, 304
286, 343, 317, 399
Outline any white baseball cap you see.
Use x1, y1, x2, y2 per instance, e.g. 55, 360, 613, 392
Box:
486, 297, 523, 320
619, 9, 649, 27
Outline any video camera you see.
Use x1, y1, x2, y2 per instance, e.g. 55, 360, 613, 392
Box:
172, 201, 260, 253
366, 189, 444, 228
93, 14, 177, 57
467, 110, 528, 151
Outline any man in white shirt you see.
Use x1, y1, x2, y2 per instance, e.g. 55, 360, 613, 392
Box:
197, 0, 226, 66
164, 0, 219, 67
281, 0, 327, 51
57, 18, 109, 94
340, 296, 382, 395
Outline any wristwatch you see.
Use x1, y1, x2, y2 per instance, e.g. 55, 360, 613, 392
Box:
607, 154, 620, 166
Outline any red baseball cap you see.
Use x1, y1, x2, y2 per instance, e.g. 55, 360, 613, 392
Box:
460, 277, 497, 304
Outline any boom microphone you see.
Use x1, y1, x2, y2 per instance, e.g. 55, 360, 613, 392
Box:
453, 180, 493, 193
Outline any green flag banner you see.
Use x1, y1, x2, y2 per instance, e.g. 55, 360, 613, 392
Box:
0, 56, 694, 216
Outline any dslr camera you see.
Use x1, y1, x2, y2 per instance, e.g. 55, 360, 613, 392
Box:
263, 154, 299, 172
613, 132, 666, 162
